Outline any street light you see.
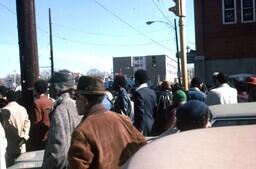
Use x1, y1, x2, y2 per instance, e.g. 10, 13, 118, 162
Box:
146, 19, 181, 85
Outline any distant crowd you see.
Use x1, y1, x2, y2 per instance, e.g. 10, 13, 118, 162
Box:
0, 69, 256, 169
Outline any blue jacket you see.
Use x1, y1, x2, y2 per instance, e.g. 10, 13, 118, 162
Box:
187, 87, 206, 102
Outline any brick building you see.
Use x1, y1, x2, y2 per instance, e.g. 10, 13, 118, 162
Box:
194, 0, 256, 85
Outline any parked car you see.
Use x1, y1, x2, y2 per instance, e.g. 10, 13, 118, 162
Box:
122, 125, 256, 169
7, 150, 44, 169
210, 102, 256, 127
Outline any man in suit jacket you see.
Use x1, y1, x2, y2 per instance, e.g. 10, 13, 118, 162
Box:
133, 69, 157, 136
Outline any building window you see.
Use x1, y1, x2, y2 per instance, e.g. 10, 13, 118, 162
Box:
241, 0, 255, 22
222, 0, 237, 24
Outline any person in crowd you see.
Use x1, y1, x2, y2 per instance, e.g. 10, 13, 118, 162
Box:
150, 90, 188, 138
171, 83, 184, 94
68, 76, 146, 169
3, 90, 30, 166
187, 77, 206, 102
133, 69, 157, 136
42, 70, 82, 169
236, 81, 248, 102
101, 90, 114, 110
151, 80, 172, 136
29, 79, 53, 151
0, 109, 22, 167
112, 75, 132, 119
176, 100, 212, 131
206, 72, 237, 105
210, 71, 219, 89
0, 86, 8, 108
246, 76, 256, 102
0, 112, 7, 169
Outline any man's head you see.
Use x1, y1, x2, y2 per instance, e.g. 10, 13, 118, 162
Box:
190, 77, 202, 88
135, 69, 148, 85
176, 100, 212, 131
76, 76, 105, 116
34, 79, 48, 95
112, 75, 126, 91
6, 90, 17, 102
49, 69, 75, 98
215, 72, 228, 86
160, 80, 171, 90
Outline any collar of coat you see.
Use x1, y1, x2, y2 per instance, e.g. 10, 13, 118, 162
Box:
84, 104, 108, 119
136, 83, 148, 91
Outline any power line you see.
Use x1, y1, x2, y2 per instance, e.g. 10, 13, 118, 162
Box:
54, 34, 172, 47
53, 23, 169, 37
91, 0, 173, 52
0, 1, 174, 51
0, 1, 16, 14
151, 0, 174, 27
34, 24, 176, 47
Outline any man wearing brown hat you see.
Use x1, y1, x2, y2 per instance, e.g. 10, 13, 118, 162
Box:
68, 76, 146, 169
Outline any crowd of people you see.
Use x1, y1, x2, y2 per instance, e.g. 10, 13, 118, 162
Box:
0, 69, 255, 169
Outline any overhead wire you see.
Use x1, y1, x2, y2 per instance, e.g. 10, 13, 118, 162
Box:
151, 0, 174, 27
53, 23, 170, 37
0, 1, 16, 15
90, 0, 174, 52
0, 1, 175, 50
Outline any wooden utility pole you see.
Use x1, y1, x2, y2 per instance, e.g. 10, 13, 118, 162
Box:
49, 8, 54, 77
16, 0, 39, 116
178, 0, 188, 90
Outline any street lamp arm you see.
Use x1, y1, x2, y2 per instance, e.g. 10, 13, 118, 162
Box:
145, 20, 175, 29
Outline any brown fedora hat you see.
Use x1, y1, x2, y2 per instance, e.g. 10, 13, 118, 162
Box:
77, 76, 105, 95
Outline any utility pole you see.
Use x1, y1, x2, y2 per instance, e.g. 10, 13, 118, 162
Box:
174, 18, 181, 85
16, 0, 39, 116
169, 0, 188, 90
49, 8, 54, 77
179, 0, 188, 90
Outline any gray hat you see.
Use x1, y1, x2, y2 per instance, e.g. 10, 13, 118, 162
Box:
49, 69, 75, 87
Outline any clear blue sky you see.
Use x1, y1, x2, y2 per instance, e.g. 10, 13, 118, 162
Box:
0, 0, 195, 78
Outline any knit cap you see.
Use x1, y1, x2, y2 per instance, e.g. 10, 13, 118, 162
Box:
176, 100, 211, 129
173, 90, 187, 104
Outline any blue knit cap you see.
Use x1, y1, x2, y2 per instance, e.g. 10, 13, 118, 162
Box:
176, 100, 211, 130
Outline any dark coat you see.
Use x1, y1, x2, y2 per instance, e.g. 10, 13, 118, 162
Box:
133, 85, 157, 136
152, 90, 173, 136
187, 87, 206, 102
113, 88, 132, 117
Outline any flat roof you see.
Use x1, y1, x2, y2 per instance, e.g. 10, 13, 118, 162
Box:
210, 102, 256, 118
123, 125, 256, 169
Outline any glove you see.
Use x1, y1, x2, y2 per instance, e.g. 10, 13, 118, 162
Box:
18, 137, 26, 147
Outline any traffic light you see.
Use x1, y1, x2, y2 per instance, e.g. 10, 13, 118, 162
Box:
152, 56, 157, 68
169, 0, 185, 17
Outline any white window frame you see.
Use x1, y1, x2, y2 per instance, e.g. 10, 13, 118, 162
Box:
241, 0, 255, 23
222, 0, 237, 24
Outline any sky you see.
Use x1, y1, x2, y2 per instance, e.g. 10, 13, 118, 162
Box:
0, 0, 195, 78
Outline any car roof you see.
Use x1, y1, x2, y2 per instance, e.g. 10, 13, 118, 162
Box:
7, 150, 44, 169
209, 102, 256, 118
122, 125, 256, 169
